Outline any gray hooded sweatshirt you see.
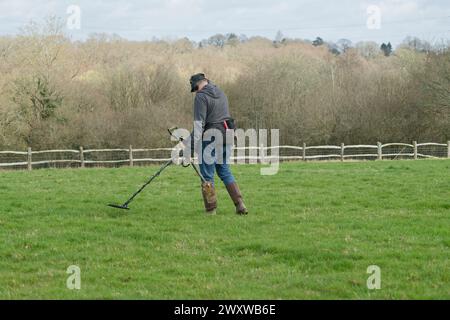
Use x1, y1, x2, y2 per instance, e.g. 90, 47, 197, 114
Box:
187, 82, 231, 153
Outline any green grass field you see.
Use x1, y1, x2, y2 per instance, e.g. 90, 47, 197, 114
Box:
0, 160, 449, 299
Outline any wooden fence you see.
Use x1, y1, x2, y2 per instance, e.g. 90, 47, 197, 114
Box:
0, 141, 449, 170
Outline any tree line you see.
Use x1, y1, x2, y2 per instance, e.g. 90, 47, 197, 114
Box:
0, 20, 448, 149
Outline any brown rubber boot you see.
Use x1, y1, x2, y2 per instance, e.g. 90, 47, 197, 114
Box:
225, 182, 248, 215
201, 182, 217, 215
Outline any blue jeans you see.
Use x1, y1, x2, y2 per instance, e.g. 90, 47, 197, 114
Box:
199, 141, 235, 186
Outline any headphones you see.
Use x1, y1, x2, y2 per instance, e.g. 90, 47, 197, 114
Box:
190, 73, 207, 92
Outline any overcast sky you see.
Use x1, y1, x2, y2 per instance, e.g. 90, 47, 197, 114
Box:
0, 0, 449, 45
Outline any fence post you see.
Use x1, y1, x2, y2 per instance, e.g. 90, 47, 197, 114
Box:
377, 142, 382, 160
259, 143, 265, 164
129, 145, 134, 167
341, 143, 345, 162
27, 147, 32, 171
302, 143, 306, 161
79, 146, 85, 168
413, 141, 418, 160
448, 141, 450, 158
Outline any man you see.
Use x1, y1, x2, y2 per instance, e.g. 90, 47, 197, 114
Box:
179, 73, 248, 216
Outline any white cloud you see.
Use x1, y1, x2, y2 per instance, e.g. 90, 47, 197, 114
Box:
165, 0, 204, 14
0, 0, 448, 45
379, 0, 419, 17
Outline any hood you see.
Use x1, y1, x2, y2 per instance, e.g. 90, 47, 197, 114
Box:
198, 82, 221, 99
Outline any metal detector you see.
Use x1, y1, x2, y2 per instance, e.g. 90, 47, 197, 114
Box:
107, 127, 206, 210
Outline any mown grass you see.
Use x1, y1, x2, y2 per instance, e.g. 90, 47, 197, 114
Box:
0, 160, 449, 299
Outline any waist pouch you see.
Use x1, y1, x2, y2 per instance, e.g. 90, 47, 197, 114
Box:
224, 119, 236, 130
204, 119, 236, 145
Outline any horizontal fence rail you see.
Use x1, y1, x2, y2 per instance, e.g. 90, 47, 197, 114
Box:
0, 141, 449, 170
